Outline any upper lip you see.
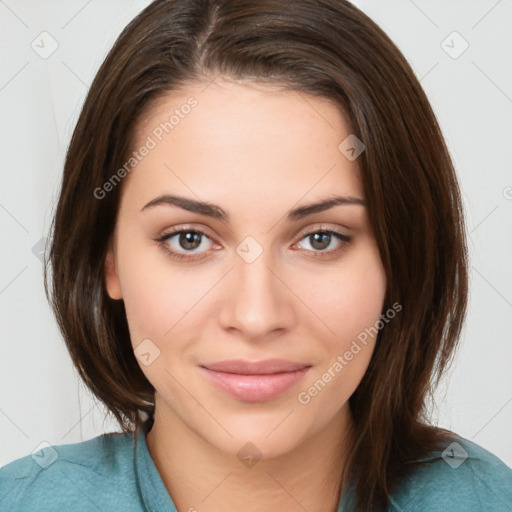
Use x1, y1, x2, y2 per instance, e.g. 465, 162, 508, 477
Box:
200, 359, 311, 375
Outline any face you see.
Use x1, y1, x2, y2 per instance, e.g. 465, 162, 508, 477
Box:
104, 79, 386, 459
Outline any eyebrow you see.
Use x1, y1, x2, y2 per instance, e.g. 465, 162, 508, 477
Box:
140, 194, 365, 222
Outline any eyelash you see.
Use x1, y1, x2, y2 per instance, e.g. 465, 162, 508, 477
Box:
155, 226, 352, 262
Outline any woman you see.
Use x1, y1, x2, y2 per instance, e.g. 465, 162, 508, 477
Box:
1, 1, 510, 511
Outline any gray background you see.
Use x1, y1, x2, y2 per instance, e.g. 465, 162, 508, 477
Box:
1, 0, 511, 467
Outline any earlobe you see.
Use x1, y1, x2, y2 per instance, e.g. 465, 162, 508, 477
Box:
104, 244, 123, 300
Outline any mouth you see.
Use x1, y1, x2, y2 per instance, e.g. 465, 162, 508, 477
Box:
199, 359, 312, 402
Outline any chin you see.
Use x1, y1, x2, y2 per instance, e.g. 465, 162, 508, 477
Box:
201, 413, 311, 462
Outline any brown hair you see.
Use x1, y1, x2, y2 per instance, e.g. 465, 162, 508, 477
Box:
44, 1, 468, 510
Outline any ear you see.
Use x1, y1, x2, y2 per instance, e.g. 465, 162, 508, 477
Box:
104, 240, 123, 300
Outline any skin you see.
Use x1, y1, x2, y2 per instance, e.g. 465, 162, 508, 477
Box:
104, 78, 387, 512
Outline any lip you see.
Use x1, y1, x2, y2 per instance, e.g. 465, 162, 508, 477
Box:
199, 359, 312, 402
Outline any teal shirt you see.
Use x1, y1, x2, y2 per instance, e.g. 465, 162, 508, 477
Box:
1, 419, 511, 511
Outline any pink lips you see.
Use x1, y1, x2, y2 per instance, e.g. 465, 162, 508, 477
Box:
199, 359, 311, 402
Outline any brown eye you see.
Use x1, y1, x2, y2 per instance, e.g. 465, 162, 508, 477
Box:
177, 231, 202, 250
156, 229, 214, 261
296, 229, 351, 258
309, 232, 332, 251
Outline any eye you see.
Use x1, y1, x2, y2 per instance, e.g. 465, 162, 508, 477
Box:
155, 228, 215, 261
294, 229, 352, 258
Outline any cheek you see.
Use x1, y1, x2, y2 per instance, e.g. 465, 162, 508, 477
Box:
118, 258, 205, 393
297, 249, 386, 412
340, 259, 387, 337
122, 283, 168, 346
293, 241, 387, 347
114, 237, 184, 348
117, 245, 220, 371
120, 268, 201, 349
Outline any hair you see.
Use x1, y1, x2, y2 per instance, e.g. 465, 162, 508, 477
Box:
44, 0, 468, 510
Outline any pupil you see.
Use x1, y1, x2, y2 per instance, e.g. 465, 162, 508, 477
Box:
312, 233, 330, 250
180, 232, 200, 250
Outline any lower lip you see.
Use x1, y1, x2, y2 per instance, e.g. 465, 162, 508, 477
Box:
199, 367, 310, 402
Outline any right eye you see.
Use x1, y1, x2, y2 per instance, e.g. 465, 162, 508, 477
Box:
155, 228, 216, 261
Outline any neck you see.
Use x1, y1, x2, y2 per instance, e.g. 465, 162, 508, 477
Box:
146, 396, 354, 512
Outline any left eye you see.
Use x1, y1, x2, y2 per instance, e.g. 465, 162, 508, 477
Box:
295, 229, 351, 255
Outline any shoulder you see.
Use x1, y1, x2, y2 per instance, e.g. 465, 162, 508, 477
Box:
389, 436, 512, 512
0, 431, 141, 512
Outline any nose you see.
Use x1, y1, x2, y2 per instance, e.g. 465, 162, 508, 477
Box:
218, 242, 296, 341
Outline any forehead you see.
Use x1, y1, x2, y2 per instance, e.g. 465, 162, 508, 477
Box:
125, 79, 363, 209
